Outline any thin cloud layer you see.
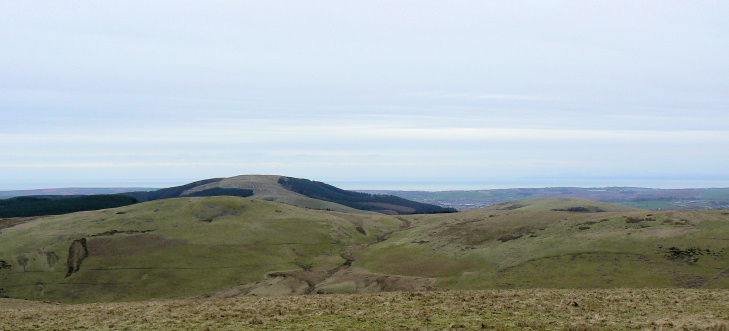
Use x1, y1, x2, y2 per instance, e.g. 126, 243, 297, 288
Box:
1, 1, 728, 190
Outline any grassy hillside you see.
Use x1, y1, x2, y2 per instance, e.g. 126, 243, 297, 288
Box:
355, 198, 729, 289
483, 197, 644, 212
3, 196, 729, 304
0, 196, 402, 302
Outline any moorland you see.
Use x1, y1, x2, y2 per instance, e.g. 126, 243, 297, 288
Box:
2, 175, 729, 329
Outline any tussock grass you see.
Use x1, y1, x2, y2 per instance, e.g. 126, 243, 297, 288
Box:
2, 289, 728, 330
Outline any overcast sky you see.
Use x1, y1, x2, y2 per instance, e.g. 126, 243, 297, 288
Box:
1, 1, 728, 190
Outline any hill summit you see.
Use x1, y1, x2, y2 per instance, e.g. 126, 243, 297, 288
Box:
124, 175, 455, 215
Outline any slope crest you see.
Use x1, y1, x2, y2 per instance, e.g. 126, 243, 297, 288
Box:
484, 197, 643, 213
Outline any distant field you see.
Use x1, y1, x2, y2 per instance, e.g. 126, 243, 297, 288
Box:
364, 187, 729, 210
2, 289, 728, 330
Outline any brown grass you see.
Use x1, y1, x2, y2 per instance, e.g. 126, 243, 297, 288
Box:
0, 217, 40, 230
2, 289, 728, 330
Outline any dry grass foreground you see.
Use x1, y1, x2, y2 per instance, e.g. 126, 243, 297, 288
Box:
2, 289, 729, 330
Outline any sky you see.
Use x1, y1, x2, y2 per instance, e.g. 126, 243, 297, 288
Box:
1, 1, 728, 190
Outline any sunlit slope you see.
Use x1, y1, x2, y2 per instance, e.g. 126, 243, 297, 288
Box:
0, 196, 401, 302
355, 198, 729, 288
181, 175, 371, 214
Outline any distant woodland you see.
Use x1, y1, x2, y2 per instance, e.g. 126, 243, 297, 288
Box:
278, 177, 456, 214
0, 195, 138, 218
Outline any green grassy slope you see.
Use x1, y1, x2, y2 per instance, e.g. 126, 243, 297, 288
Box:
0, 196, 401, 302
4, 196, 729, 303
355, 198, 729, 289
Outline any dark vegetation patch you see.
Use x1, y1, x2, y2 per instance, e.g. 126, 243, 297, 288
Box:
551, 206, 606, 213
497, 234, 523, 242
661, 219, 690, 225
0, 260, 11, 270
578, 218, 610, 227
90, 229, 154, 237
122, 178, 224, 202
0, 195, 138, 218
662, 246, 723, 264
494, 203, 525, 211
278, 177, 456, 215
355, 226, 367, 235
66, 238, 89, 277
578, 226, 591, 230
199, 218, 213, 223
625, 216, 656, 224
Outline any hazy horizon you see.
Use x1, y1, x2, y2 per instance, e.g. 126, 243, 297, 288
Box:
3, 176, 729, 192
2, 2, 728, 190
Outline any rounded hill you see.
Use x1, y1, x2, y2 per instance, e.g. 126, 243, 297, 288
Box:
131, 175, 456, 215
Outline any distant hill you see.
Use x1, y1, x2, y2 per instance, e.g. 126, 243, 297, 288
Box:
0, 175, 453, 218
0, 187, 153, 199
124, 175, 455, 215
